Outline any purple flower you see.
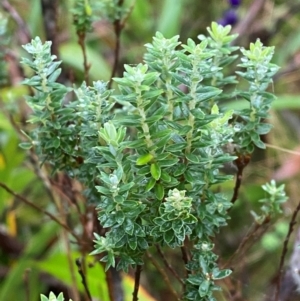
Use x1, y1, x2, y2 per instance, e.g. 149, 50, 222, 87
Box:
228, 0, 241, 7
218, 18, 228, 27
219, 9, 238, 26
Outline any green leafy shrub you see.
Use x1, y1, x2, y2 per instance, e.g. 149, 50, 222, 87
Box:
21, 22, 284, 301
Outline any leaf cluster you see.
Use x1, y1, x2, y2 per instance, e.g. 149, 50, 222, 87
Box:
40, 292, 72, 301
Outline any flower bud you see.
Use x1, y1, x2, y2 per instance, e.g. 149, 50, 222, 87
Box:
229, 0, 241, 7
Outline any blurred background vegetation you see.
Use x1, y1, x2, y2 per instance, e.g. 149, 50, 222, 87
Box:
1, 0, 300, 300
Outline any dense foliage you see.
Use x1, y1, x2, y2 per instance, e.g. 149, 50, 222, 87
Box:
1, 1, 300, 301
20, 20, 284, 300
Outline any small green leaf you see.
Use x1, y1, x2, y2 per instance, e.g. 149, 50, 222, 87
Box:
173, 163, 187, 176
198, 279, 210, 297
128, 238, 138, 250
137, 165, 150, 175
212, 269, 232, 280
107, 251, 116, 269
96, 186, 111, 195
163, 230, 174, 244
196, 86, 222, 102
184, 171, 194, 183
136, 153, 154, 165
159, 158, 179, 167
122, 139, 145, 149
160, 171, 172, 183
151, 129, 172, 139
138, 238, 149, 249
124, 219, 134, 235
166, 142, 186, 152
118, 182, 135, 193
19, 142, 33, 150
40, 292, 65, 301
150, 163, 161, 180
154, 183, 164, 200
186, 153, 199, 163
145, 178, 156, 191
142, 89, 163, 99
252, 136, 266, 149
143, 72, 160, 86
187, 275, 202, 285
256, 123, 272, 135
177, 125, 192, 135
146, 114, 163, 124
52, 137, 60, 148
213, 155, 236, 164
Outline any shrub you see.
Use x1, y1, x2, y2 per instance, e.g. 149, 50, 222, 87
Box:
21, 22, 284, 301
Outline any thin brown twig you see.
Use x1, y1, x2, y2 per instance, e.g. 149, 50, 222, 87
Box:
110, 265, 124, 301
7, 114, 58, 205
77, 31, 90, 85
155, 245, 184, 285
49, 177, 83, 218
265, 143, 300, 156
145, 251, 180, 301
76, 257, 92, 301
120, 0, 136, 29
180, 239, 190, 294
56, 191, 81, 301
0, 181, 81, 243
274, 199, 300, 301
52, 183, 81, 211
105, 268, 117, 301
108, 0, 124, 89
1, 0, 31, 44
180, 245, 189, 265
222, 217, 270, 269
132, 264, 142, 301
63, 225, 80, 301
41, 0, 59, 58
230, 154, 251, 205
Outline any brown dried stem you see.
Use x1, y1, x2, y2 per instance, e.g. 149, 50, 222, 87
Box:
155, 245, 184, 285
77, 31, 90, 85
41, 0, 59, 57
180, 245, 189, 265
274, 199, 300, 301
231, 154, 251, 205
132, 264, 142, 301
104, 265, 124, 301
223, 217, 270, 269
108, 0, 124, 89
146, 251, 180, 301
180, 239, 191, 293
76, 257, 92, 301
63, 226, 80, 301
1, 0, 31, 44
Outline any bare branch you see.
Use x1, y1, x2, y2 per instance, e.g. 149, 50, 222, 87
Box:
156, 245, 184, 285
1, 0, 31, 44
0, 181, 81, 243
132, 264, 142, 301
274, 199, 300, 301
146, 251, 180, 301
231, 154, 251, 205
